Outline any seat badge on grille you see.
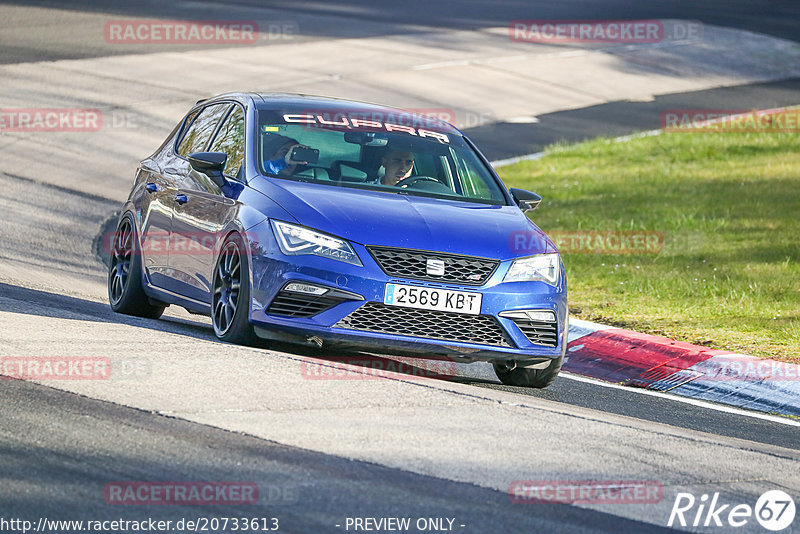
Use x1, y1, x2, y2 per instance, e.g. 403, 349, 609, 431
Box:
426, 258, 445, 276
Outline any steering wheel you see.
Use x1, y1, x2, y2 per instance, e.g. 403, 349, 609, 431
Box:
395, 175, 442, 189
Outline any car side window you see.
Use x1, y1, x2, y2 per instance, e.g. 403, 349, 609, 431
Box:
208, 105, 245, 179
177, 103, 232, 157
454, 152, 492, 199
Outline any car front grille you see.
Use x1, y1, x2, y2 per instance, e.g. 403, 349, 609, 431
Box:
335, 302, 514, 347
509, 318, 559, 347
366, 246, 499, 286
266, 292, 346, 318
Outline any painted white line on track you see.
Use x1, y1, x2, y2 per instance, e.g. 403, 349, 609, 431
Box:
411, 39, 696, 71
560, 372, 800, 427
490, 152, 545, 168
412, 59, 470, 70
490, 130, 664, 168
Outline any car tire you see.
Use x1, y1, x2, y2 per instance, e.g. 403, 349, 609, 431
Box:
494, 316, 568, 388
211, 234, 258, 346
108, 215, 166, 319
493, 353, 564, 388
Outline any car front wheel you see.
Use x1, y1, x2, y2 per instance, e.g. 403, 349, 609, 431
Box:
493, 353, 564, 388
211, 235, 258, 345
494, 316, 568, 388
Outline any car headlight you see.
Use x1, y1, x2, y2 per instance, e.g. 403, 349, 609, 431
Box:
270, 220, 362, 266
503, 253, 560, 286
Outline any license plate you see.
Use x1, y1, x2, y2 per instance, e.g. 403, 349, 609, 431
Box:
384, 283, 482, 315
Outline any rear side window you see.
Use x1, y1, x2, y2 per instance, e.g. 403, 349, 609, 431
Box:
177, 103, 232, 157
208, 106, 245, 178
175, 109, 200, 148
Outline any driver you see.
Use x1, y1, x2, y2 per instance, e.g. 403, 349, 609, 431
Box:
263, 134, 311, 177
378, 149, 415, 186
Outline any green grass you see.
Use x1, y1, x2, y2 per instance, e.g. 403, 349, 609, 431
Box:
497, 132, 800, 362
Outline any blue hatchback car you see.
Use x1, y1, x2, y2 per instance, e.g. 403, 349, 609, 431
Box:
108, 93, 567, 387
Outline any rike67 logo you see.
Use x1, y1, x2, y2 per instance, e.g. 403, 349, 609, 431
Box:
668, 490, 795, 531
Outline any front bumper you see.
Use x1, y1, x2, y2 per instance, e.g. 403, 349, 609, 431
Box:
246, 223, 567, 363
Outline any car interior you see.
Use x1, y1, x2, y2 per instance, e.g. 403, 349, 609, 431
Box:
260, 129, 461, 194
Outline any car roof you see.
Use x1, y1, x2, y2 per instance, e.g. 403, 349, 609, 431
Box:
199, 92, 461, 135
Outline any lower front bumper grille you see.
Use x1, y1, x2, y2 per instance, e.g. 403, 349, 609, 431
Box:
335, 302, 514, 348
267, 292, 345, 318
509, 319, 559, 347
266, 284, 363, 318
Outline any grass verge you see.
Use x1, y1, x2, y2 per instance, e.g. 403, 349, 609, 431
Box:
497, 131, 800, 363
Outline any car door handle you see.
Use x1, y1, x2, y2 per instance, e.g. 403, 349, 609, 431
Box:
175, 194, 189, 205
145, 182, 158, 193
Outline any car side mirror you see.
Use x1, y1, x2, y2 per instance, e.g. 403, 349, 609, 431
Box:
509, 188, 542, 213
188, 152, 228, 188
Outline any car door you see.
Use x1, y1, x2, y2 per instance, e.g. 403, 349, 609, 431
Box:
169, 103, 245, 303
136, 108, 204, 288
136, 164, 177, 289
145, 102, 233, 299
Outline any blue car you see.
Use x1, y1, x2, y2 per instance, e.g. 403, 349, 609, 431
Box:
108, 93, 567, 387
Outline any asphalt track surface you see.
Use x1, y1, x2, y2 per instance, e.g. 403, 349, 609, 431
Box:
1, 2, 800, 533
471, 78, 800, 160
2, 0, 800, 64
4, 378, 678, 534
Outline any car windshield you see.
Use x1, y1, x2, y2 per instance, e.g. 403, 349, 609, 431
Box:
257, 109, 508, 205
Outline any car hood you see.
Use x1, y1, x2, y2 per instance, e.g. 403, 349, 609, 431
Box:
251, 177, 556, 260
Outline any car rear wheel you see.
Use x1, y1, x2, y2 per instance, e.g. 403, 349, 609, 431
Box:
212, 235, 258, 345
108, 215, 165, 319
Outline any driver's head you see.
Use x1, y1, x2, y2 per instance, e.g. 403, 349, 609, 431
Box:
263, 134, 299, 161
381, 150, 415, 186
275, 139, 298, 159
